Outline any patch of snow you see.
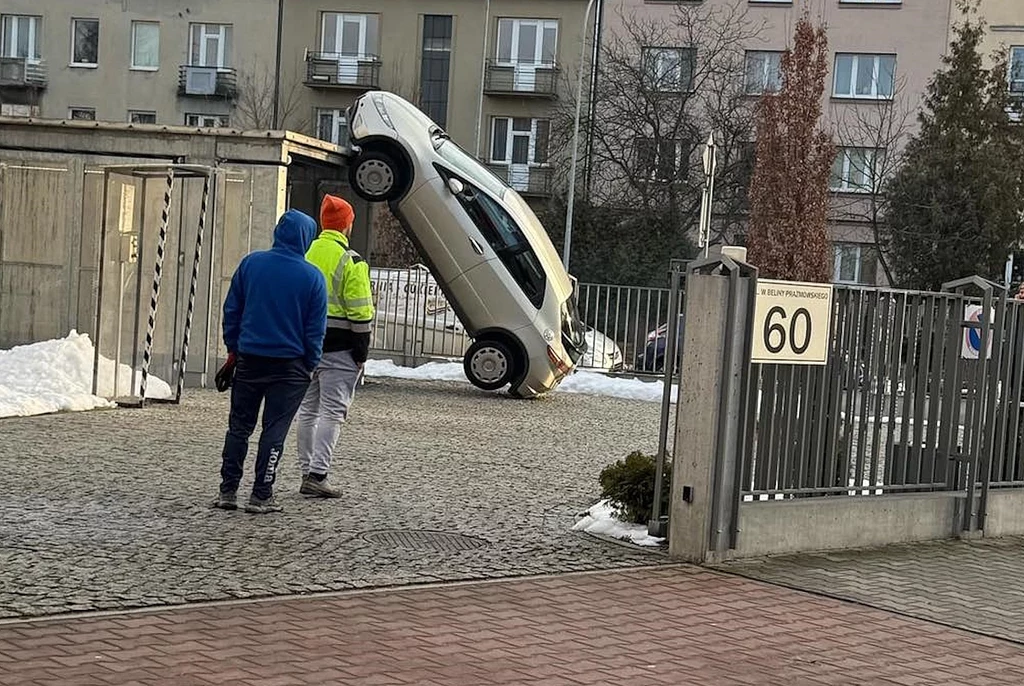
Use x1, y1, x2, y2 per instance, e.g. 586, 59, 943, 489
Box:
0, 331, 173, 419
572, 499, 665, 547
363, 358, 677, 403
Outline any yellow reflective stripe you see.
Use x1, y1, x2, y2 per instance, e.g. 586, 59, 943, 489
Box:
344, 297, 374, 308
328, 251, 356, 305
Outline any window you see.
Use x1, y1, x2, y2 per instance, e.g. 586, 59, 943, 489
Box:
745, 51, 782, 95
185, 113, 229, 128
642, 47, 695, 93
131, 21, 159, 69
70, 18, 99, 66
834, 243, 879, 285
1, 15, 41, 60
420, 15, 452, 128
839, 0, 900, 3
321, 13, 379, 58
833, 54, 896, 99
451, 177, 547, 308
830, 147, 881, 193
316, 108, 347, 144
1011, 47, 1024, 95
128, 110, 156, 124
635, 138, 689, 181
69, 107, 96, 121
496, 18, 558, 66
490, 117, 550, 165
189, 23, 232, 68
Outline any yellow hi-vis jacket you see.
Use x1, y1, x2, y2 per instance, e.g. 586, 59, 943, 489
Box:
304, 230, 375, 362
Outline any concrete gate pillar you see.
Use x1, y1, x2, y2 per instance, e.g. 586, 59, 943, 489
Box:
668, 252, 756, 563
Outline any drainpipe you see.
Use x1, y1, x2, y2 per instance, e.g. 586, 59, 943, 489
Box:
272, 0, 285, 129
475, 0, 491, 157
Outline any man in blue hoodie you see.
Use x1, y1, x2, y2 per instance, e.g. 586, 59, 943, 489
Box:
213, 209, 328, 514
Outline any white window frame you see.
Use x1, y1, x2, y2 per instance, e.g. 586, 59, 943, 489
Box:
833, 53, 896, 100
321, 13, 371, 57
70, 18, 99, 67
128, 110, 156, 125
495, 18, 559, 66
833, 243, 877, 285
1, 15, 42, 61
131, 21, 160, 71
642, 47, 694, 93
189, 23, 231, 69
1010, 46, 1024, 95
744, 50, 783, 95
185, 113, 229, 128
489, 117, 549, 166
316, 108, 347, 144
831, 147, 881, 194
69, 107, 96, 121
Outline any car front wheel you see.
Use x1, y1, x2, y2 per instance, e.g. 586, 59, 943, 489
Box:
464, 339, 516, 391
348, 149, 405, 202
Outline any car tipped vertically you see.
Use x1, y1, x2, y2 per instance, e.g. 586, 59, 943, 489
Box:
342, 91, 587, 398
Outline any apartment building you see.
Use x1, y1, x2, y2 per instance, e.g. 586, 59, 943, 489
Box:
600, 0, 958, 285
0, 0, 275, 126
0, 0, 594, 204
973, 0, 1024, 95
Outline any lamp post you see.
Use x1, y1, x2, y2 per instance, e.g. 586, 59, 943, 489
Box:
562, 0, 597, 273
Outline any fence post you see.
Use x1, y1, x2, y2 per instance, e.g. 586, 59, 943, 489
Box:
667, 251, 756, 563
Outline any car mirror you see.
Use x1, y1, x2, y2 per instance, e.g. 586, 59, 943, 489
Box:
447, 178, 465, 195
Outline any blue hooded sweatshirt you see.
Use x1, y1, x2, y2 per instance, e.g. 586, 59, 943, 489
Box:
222, 210, 328, 371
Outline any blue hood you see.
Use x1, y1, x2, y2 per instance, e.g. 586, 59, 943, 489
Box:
273, 209, 318, 256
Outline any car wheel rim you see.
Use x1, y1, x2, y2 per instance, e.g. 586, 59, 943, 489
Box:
470, 347, 508, 384
356, 159, 395, 196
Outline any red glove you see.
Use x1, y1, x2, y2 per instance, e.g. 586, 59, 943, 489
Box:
215, 352, 237, 392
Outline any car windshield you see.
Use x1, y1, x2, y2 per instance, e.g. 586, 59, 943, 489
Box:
435, 138, 508, 201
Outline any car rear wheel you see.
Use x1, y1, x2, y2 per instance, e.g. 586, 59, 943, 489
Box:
348, 149, 405, 202
464, 339, 516, 391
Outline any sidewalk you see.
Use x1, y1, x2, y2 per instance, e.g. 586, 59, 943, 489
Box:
2, 565, 1022, 686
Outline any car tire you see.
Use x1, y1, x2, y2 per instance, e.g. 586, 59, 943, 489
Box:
348, 148, 406, 202
464, 339, 516, 392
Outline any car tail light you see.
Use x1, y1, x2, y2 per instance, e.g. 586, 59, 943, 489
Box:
547, 345, 572, 377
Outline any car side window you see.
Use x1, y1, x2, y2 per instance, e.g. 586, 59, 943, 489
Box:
455, 182, 547, 309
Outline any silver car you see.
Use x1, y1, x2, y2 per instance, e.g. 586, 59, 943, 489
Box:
343, 91, 587, 398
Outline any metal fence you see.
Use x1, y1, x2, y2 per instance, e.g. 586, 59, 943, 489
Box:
740, 281, 1024, 510
368, 266, 681, 374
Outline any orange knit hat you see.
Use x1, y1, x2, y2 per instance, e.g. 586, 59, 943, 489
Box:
320, 194, 354, 231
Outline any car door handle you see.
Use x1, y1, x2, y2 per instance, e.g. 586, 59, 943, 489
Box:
469, 238, 485, 256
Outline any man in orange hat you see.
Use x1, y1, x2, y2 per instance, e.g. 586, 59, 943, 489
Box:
294, 194, 375, 498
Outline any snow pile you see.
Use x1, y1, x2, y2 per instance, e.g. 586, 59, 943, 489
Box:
0, 331, 173, 419
572, 499, 665, 547
363, 358, 676, 403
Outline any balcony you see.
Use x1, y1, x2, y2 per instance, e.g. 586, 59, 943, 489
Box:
484, 59, 559, 98
177, 65, 238, 99
0, 57, 47, 90
304, 51, 381, 90
486, 163, 554, 198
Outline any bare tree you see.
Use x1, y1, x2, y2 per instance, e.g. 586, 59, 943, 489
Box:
234, 58, 308, 131
828, 79, 915, 284
550, 1, 764, 249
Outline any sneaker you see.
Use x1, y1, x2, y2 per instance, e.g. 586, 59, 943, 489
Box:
300, 474, 342, 499
245, 496, 283, 514
211, 491, 238, 510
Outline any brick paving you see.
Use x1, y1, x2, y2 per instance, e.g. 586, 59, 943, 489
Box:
719, 536, 1024, 644
0, 379, 670, 619
1, 565, 1022, 686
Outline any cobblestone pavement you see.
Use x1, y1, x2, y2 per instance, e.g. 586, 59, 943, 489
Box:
3, 565, 1023, 685
719, 536, 1024, 644
0, 379, 670, 619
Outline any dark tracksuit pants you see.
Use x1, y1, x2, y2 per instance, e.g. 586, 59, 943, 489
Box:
219, 354, 311, 501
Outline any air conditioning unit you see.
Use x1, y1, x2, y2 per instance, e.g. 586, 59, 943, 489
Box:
184, 66, 217, 95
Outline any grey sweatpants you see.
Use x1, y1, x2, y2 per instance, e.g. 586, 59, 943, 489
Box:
295, 349, 361, 476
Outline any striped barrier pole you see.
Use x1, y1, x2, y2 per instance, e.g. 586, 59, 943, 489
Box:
139, 166, 175, 406
176, 172, 211, 403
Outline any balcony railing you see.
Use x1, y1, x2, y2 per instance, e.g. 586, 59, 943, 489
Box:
484, 59, 559, 98
0, 57, 47, 89
177, 65, 238, 99
304, 51, 381, 90
486, 163, 554, 197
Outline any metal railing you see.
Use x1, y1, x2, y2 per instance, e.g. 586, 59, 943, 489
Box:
483, 59, 559, 97
740, 282, 1024, 507
485, 164, 554, 198
0, 57, 47, 88
177, 65, 237, 99
368, 266, 677, 375
304, 51, 381, 90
